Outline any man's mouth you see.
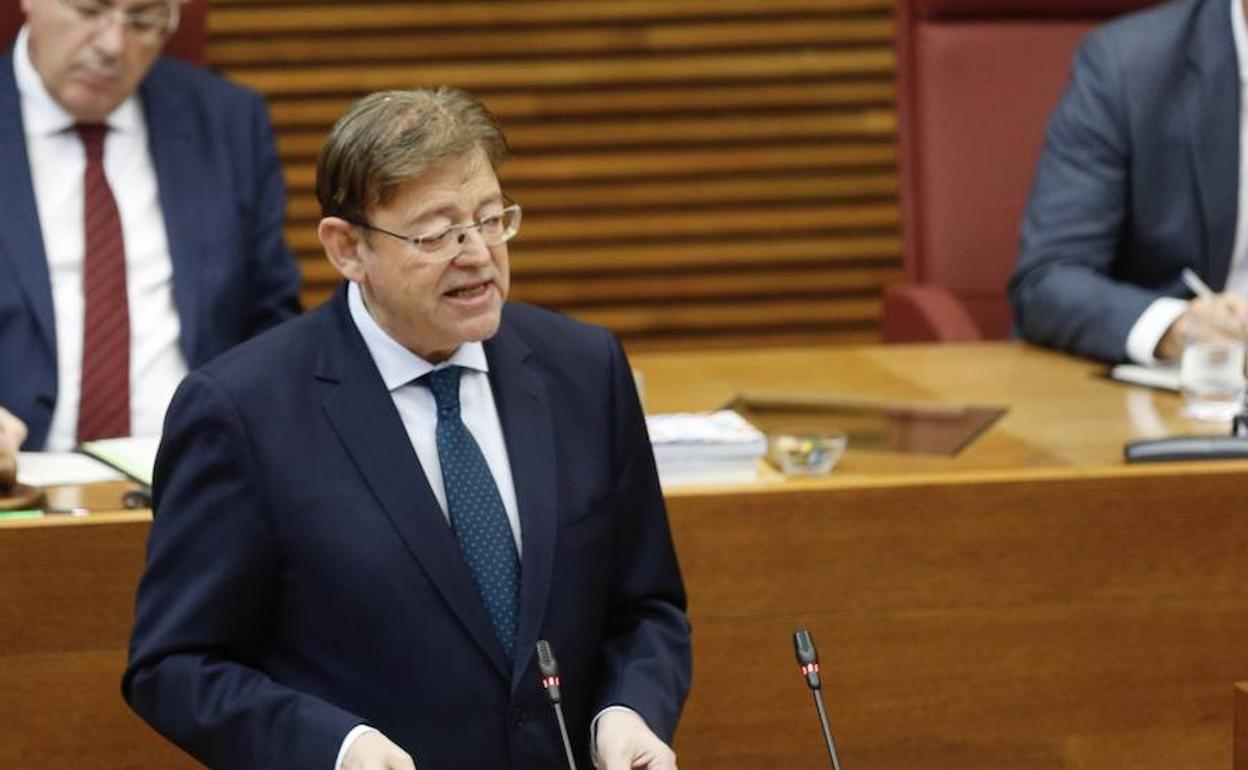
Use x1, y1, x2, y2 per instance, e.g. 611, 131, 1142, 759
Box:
445, 281, 492, 300
75, 66, 121, 88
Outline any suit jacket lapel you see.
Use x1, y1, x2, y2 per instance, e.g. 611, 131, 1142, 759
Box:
141, 62, 206, 364
0, 51, 56, 354
485, 317, 559, 690
1183, 0, 1240, 290
316, 288, 511, 680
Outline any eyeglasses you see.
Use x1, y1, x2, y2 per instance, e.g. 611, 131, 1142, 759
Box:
348, 202, 522, 263
56, 0, 180, 45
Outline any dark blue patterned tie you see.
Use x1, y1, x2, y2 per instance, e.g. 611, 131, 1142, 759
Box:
425, 366, 520, 657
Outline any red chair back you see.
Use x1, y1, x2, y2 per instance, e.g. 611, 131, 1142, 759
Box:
889, 0, 1164, 341
0, 0, 207, 64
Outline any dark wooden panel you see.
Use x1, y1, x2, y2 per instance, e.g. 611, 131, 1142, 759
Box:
209, 0, 900, 347
665, 467, 1248, 770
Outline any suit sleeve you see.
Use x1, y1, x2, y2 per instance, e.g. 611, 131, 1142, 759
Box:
241, 92, 302, 335
123, 372, 360, 770
1009, 32, 1162, 363
592, 333, 692, 742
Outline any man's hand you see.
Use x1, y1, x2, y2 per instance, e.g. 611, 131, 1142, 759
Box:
341, 731, 416, 770
0, 407, 28, 456
594, 709, 677, 770
1155, 293, 1248, 361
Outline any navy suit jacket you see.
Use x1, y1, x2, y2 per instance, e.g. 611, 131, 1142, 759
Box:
123, 286, 692, 770
1010, 0, 1237, 362
0, 50, 301, 448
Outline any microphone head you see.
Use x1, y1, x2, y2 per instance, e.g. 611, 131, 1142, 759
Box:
793, 628, 822, 690
536, 639, 559, 677
793, 628, 819, 665
536, 639, 563, 703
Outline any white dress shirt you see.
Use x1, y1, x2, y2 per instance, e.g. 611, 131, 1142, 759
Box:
14, 26, 187, 450
1125, 0, 1248, 363
345, 281, 522, 546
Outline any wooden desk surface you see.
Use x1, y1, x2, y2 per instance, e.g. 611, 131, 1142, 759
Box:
633, 340, 1230, 483
3, 341, 1246, 770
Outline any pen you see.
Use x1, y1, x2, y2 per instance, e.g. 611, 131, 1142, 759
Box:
1181, 268, 1215, 300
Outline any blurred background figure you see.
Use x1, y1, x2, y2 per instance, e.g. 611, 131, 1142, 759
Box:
0, 0, 300, 451
1012, 0, 1248, 364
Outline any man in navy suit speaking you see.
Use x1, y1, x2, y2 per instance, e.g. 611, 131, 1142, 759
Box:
0, 0, 300, 453
124, 88, 692, 770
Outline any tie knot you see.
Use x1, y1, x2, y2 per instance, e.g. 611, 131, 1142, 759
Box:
75, 123, 108, 161
425, 366, 463, 414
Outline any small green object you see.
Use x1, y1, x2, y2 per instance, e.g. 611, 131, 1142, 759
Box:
0, 509, 42, 520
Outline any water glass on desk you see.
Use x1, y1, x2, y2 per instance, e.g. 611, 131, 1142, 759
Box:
1179, 316, 1247, 421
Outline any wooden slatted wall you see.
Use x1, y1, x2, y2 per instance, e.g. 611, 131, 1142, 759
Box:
208, 0, 899, 350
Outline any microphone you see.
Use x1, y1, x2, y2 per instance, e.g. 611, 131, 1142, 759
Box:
793, 628, 845, 770
536, 640, 578, 770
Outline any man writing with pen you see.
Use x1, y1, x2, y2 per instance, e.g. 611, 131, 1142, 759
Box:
1010, 0, 1248, 364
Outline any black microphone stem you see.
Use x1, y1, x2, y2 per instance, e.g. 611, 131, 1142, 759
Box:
552, 701, 577, 770
537, 640, 579, 770
811, 689, 844, 770
794, 628, 845, 770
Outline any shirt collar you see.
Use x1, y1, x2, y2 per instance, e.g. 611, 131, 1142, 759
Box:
1233, 0, 1248, 84
347, 281, 488, 392
13, 24, 144, 138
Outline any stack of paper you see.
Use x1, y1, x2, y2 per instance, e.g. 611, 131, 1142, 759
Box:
645, 410, 767, 486
78, 435, 160, 486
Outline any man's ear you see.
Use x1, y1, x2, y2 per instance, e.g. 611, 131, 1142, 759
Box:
318, 217, 368, 283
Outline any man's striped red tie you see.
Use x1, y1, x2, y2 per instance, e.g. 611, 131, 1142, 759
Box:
75, 123, 130, 443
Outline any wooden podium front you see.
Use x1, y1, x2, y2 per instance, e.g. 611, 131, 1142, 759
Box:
3, 342, 1247, 770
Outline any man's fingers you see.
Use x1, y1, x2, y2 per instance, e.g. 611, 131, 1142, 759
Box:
0, 407, 28, 456
597, 748, 629, 770
388, 750, 417, 770
342, 731, 417, 770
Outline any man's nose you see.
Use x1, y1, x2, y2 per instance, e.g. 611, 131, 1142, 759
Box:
91, 13, 129, 59
451, 227, 493, 265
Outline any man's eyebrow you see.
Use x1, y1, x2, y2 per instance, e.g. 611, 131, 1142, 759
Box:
124, 1, 174, 14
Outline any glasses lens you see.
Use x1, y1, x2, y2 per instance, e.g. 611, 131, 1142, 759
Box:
417, 204, 522, 262
128, 10, 174, 40
61, 0, 176, 43
479, 205, 521, 245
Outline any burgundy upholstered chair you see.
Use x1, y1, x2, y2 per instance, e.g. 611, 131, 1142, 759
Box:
0, 0, 208, 64
883, 0, 1166, 343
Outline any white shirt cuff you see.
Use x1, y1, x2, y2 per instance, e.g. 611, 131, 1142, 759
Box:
1125, 297, 1189, 364
335, 724, 380, 770
589, 705, 643, 769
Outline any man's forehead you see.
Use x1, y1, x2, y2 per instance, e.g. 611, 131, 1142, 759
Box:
85, 0, 179, 10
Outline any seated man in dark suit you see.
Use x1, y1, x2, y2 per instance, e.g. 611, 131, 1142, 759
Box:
124, 87, 691, 770
0, 0, 300, 451
1010, 0, 1248, 363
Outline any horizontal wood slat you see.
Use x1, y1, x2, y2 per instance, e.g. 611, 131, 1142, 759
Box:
209, 19, 894, 66
210, 1, 894, 33
276, 111, 895, 159
229, 50, 894, 96
267, 81, 896, 128
209, 0, 900, 348
283, 143, 898, 190
286, 173, 899, 219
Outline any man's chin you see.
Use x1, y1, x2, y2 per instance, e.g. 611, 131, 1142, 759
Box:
459, 314, 503, 344
59, 90, 122, 123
